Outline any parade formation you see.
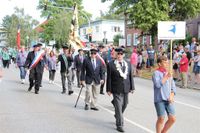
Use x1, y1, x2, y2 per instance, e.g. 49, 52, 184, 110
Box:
0, 0, 200, 133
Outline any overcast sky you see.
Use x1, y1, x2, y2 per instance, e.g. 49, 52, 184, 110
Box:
0, 0, 113, 25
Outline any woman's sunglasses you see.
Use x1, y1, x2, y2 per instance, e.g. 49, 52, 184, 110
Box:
117, 52, 123, 55
91, 52, 97, 55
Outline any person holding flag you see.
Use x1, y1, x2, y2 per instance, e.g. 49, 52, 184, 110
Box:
24, 43, 45, 94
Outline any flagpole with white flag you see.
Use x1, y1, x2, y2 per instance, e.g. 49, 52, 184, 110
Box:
158, 21, 186, 90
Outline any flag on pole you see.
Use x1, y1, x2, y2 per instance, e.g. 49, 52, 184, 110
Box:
68, 3, 85, 50
29, 50, 45, 70
16, 25, 21, 49
96, 53, 106, 66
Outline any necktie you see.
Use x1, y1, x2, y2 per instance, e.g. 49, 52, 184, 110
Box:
119, 62, 125, 72
92, 59, 96, 69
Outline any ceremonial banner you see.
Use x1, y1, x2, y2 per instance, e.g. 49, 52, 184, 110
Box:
96, 53, 106, 66
16, 25, 21, 49
69, 3, 85, 50
158, 21, 186, 40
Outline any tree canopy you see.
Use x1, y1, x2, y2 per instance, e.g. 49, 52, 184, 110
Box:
2, 7, 39, 48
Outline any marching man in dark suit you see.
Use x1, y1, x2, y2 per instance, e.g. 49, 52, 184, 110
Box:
57, 45, 74, 95
81, 48, 105, 111
74, 48, 85, 88
24, 43, 45, 94
106, 47, 135, 132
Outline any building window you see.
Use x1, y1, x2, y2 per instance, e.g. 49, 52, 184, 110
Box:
111, 26, 120, 32
127, 34, 132, 46
95, 26, 99, 33
133, 33, 138, 45
83, 28, 86, 35
142, 36, 146, 45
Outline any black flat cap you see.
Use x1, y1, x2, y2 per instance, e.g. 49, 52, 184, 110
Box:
78, 49, 83, 52
98, 44, 104, 48
37, 42, 43, 46
62, 45, 69, 49
115, 47, 125, 53
90, 48, 98, 52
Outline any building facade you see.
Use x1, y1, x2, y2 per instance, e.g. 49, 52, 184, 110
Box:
0, 27, 7, 47
186, 15, 200, 40
79, 19, 124, 43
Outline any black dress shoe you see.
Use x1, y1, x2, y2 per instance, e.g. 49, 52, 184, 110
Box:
35, 91, 39, 94
28, 87, 32, 92
90, 107, 99, 111
61, 91, 66, 94
85, 104, 89, 110
117, 127, 124, 132
100, 92, 105, 95
68, 90, 74, 95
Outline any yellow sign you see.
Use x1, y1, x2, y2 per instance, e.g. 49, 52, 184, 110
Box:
87, 27, 93, 34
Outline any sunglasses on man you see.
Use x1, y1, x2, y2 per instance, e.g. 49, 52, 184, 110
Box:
117, 52, 123, 55
91, 52, 97, 55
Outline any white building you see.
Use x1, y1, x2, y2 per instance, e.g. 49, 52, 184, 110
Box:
0, 27, 7, 47
79, 19, 124, 43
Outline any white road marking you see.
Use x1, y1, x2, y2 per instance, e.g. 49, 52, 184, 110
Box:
51, 81, 155, 133
175, 101, 200, 110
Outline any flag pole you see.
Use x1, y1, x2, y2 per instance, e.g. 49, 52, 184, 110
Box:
169, 39, 173, 90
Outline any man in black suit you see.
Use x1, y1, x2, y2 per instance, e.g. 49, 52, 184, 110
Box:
24, 43, 45, 94
74, 49, 84, 88
57, 45, 74, 95
106, 47, 135, 132
81, 48, 105, 111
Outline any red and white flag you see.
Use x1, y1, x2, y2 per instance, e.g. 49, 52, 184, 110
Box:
16, 25, 20, 49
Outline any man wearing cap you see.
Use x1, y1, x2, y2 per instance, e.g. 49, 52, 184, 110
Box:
57, 45, 74, 95
74, 49, 85, 88
106, 47, 135, 132
24, 43, 44, 94
80, 48, 105, 111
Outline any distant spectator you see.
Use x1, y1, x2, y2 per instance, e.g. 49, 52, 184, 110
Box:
192, 50, 200, 84
190, 37, 197, 57
130, 48, 138, 76
179, 53, 189, 88
147, 45, 155, 72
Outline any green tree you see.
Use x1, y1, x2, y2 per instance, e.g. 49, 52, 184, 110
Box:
2, 7, 39, 48
113, 34, 124, 46
130, 0, 200, 46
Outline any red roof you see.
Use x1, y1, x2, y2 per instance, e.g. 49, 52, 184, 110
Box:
34, 20, 48, 33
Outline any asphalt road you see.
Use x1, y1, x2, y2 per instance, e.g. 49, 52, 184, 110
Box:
0, 65, 200, 133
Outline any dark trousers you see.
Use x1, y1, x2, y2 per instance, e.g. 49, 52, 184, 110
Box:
29, 72, 42, 92
113, 93, 128, 128
2, 60, 9, 68
49, 70, 56, 81
76, 70, 81, 87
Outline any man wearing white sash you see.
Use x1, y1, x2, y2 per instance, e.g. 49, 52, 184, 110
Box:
107, 47, 135, 132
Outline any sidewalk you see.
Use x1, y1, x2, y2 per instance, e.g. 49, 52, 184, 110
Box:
139, 69, 200, 90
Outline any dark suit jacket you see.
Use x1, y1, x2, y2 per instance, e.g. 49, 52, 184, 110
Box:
106, 60, 135, 94
57, 54, 73, 73
74, 54, 84, 72
80, 57, 105, 85
24, 51, 45, 73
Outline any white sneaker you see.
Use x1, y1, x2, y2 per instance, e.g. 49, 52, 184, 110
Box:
52, 81, 54, 84
21, 79, 25, 84
49, 80, 52, 84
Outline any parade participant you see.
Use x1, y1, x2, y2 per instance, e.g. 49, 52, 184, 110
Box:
74, 48, 85, 88
57, 45, 74, 95
1, 47, 10, 68
80, 48, 105, 111
98, 44, 107, 95
16, 46, 27, 84
152, 56, 176, 133
47, 50, 57, 84
24, 43, 45, 94
106, 47, 135, 132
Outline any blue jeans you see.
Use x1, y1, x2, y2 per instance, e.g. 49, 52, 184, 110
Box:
19, 66, 26, 79
154, 101, 175, 117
